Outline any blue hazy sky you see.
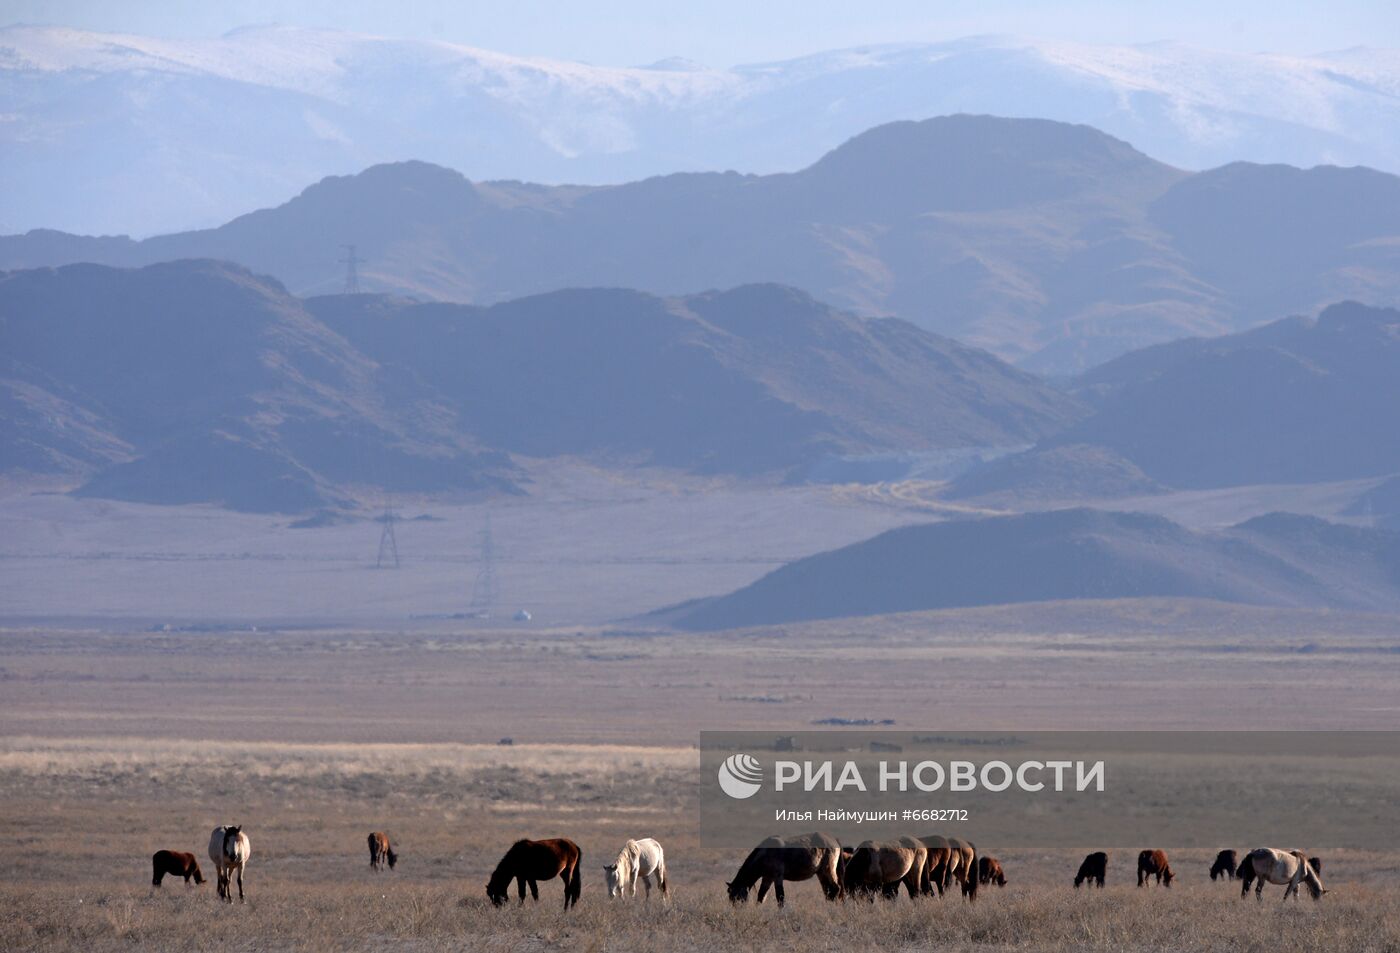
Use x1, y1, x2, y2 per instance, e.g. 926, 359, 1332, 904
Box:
1, 0, 1392, 65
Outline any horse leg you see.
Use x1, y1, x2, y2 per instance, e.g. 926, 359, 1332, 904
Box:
516, 876, 527, 905
529, 879, 539, 903
640, 872, 651, 899
773, 879, 786, 907
236, 865, 244, 903
756, 876, 772, 904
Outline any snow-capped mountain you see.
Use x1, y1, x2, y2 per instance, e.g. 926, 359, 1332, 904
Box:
3, 23, 1399, 236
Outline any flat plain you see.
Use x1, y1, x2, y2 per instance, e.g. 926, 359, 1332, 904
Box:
3, 599, 1400, 951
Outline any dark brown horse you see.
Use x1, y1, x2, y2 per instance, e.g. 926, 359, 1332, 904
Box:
1137, 849, 1174, 887
842, 838, 926, 900
726, 832, 842, 905
1075, 851, 1107, 888
368, 831, 397, 871
486, 838, 582, 909
977, 855, 1007, 887
1210, 849, 1238, 881
151, 850, 204, 887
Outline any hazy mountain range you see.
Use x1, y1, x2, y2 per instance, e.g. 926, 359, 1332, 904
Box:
7, 115, 1400, 371
945, 301, 1400, 500
4, 24, 1400, 238
0, 260, 1080, 509
666, 509, 1400, 629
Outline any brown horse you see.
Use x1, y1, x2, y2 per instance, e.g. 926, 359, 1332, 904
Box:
1137, 849, 1174, 887
977, 855, 1007, 887
486, 838, 582, 909
948, 837, 979, 899
1074, 851, 1107, 888
151, 850, 204, 887
368, 832, 397, 871
727, 832, 842, 905
843, 838, 926, 900
918, 835, 977, 898
1210, 849, 1238, 881
919, 835, 956, 896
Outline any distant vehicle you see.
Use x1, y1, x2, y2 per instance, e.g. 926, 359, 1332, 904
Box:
514, 609, 532, 621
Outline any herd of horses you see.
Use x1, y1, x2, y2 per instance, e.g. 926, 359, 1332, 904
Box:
151, 827, 1329, 908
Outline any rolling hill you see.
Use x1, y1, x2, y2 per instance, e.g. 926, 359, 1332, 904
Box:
0, 261, 1081, 508
8, 115, 1400, 372
665, 509, 1400, 629
0, 259, 518, 510
1057, 301, 1400, 488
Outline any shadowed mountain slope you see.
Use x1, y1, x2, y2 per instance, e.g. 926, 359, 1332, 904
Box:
666, 509, 1400, 629
1, 262, 1081, 507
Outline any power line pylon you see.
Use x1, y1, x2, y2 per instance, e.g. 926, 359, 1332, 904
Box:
375, 497, 400, 569
339, 244, 364, 294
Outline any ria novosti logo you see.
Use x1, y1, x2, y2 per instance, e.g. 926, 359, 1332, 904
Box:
717, 753, 764, 799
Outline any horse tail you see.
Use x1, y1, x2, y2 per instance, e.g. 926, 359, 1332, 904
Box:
568, 847, 582, 907
386, 846, 397, 870
964, 842, 979, 901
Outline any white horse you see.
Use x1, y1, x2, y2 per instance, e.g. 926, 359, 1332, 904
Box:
604, 838, 668, 899
209, 825, 252, 903
1240, 848, 1325, 900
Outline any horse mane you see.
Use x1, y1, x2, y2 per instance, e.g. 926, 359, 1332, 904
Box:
730, 845, 768, 890
487, 840, 531, 891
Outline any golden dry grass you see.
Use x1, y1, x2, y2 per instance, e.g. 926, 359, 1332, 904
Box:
4, 608, 1400, 951
2, 736, 1399, 952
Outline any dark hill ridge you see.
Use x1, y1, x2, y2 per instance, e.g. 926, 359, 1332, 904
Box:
1059, 301, 1400, 488
666, 509, 1400, 630
306, 282, 1083, 471
943, 300, 1400, 502
0, 260, 516, 510
1, 261, 1081, 509
8, 114, 1400, 372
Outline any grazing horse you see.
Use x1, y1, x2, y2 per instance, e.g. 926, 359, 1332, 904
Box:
947, 837, 979, 899
843, 837, 926, 900
368, 832, 397, 871
1239, 848, 1326, 900
919, 835, 955, 896
486, 838, 582, 909
977, 856, 1007, 887
151, 850, 205, 888
727, 832, 842, 905
208, 826, 251, 903
1137, 849, 1174, 887
604, 838, 668, 899
1210, 849, 1238, 881
920, 835, 979, 898
1075, 851, 1107, 888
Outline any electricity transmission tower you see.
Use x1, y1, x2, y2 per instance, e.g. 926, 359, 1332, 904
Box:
470, 512, 498, 614
339, 244, 364, 294
375, 497, 400, 569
